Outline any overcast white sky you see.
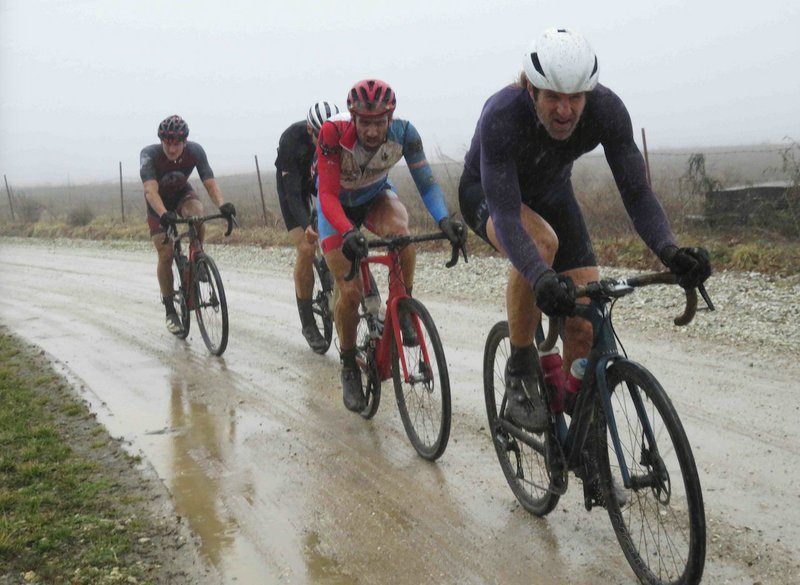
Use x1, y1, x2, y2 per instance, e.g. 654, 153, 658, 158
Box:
1, 0, 799, 186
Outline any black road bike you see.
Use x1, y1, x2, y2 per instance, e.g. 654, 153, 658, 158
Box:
483, 273, 714, 584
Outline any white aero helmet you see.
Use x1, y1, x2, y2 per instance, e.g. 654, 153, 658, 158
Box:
523, 28, 599, 94
307, 101, 340, 132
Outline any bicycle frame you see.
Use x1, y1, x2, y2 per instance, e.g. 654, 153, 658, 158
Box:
359, 252, 429, 384
173, 224, 204, 311
545, 276, 705, 488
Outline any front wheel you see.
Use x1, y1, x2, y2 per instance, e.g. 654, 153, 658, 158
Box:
194, 253, 229, 356
308, 256, 334, 354
355, 307, 381, 420
391, 297, 450, 461
483, 321, 559, 516
171, 258, 190, 339
594, 359, 706, 585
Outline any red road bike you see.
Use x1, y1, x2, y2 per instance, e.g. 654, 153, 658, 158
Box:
349, 232, 466, 460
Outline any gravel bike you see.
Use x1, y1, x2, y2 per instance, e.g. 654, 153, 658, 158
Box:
166, 213, 235, 356
349, 232, 467, 460
483, 273, 713, 584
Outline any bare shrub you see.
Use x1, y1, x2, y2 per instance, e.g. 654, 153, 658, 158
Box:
16, 194, 43, 224
67, 203, 94, 227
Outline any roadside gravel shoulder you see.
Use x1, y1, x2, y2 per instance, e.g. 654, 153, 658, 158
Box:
208, 241, 800, 356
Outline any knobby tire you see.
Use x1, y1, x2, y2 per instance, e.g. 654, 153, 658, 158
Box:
594, 359, 705, 585
391, 297, 451, 461
194, 253, 229, 356
482, 321, 559, 516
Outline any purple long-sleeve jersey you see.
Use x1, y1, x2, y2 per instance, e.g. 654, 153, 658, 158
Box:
463, 83, 676, 286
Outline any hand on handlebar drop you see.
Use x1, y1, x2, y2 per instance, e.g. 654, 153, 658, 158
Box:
534, 271, 577, 317
438, 217, 468, 247
341, 229, 368, 262
219, 202, 236, 218
660, 245, 712, 290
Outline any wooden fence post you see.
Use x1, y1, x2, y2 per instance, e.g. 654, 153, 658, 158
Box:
255, 155, 268, 227
641, 128, 652, 188
4, 174, 15, 222
119, 162, 125, 223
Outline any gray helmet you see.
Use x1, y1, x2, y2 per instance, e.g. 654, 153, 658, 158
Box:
523, 28, 599, 93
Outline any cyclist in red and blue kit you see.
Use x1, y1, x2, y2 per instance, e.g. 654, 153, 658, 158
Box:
459, 29, 711, 432
140, 115, 236, 334
316, 79, 466, 412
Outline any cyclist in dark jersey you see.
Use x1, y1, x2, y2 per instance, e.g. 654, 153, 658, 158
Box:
275, 101, 340, 353
140, 115, 236, 335
459, 28, 711, 432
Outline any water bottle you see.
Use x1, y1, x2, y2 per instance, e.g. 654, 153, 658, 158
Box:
564, 357, 588, 415
364, 290, 381, 316
539, 347, 566, 413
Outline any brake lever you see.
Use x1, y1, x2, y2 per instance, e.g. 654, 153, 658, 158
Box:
344, 257, 360, 282
697, 283, 715, 311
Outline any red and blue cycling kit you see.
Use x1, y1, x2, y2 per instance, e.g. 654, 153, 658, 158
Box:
316, 115, 449, 253
459, 83, 677, 288
140, 141, 214, 231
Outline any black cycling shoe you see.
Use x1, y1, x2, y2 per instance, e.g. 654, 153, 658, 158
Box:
302, 325, 327, 354
341, 366, 366, 412
399, 310, 419, 347
504, 373, 548, 433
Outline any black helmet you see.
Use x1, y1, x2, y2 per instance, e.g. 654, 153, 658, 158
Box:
157, 115, 189, 141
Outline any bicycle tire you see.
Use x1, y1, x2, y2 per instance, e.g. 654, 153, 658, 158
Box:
483, 321, 560, 516
355, 308, 381, 419
309, 256, 334, 354
194, 253, 229, 356
594, 359, 705, 585
391, 297, 451, 461
171, 258, 190, 339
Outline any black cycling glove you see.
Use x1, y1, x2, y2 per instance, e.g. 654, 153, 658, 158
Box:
159, 210, 178, 229
219, 202, 236, 218
660, 245, 712, 289
439, 217, 468, 247
341, 229, 368, 262
534, 271, 577, 317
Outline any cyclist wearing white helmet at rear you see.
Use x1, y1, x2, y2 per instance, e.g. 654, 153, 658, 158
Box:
458, 28, 711, 433
275, 101, 341, 352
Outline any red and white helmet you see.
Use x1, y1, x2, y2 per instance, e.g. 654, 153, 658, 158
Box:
523, 28, 599, 94
346, 79, 396, 118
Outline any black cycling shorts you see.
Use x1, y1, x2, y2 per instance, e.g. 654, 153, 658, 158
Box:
458, 173, 596, 273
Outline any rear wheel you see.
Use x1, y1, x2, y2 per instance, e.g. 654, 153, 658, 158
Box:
595, 359, 705, 585
483, 321, 559, 516
391, 298, 450, 461
309, 256, 334, 354
194, 253, 229, 356
171, 257, 190, 339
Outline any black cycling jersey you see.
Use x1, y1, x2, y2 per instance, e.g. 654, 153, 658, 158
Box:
275, 120, 316, 231
461, 83, 676, 287
139, 141, 214, 216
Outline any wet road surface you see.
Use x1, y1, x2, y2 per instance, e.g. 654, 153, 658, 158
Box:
1, 239, 798, 584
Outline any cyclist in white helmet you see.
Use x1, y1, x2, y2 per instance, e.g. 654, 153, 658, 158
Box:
459, 28, 711, 432
275, 101, 340, 352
